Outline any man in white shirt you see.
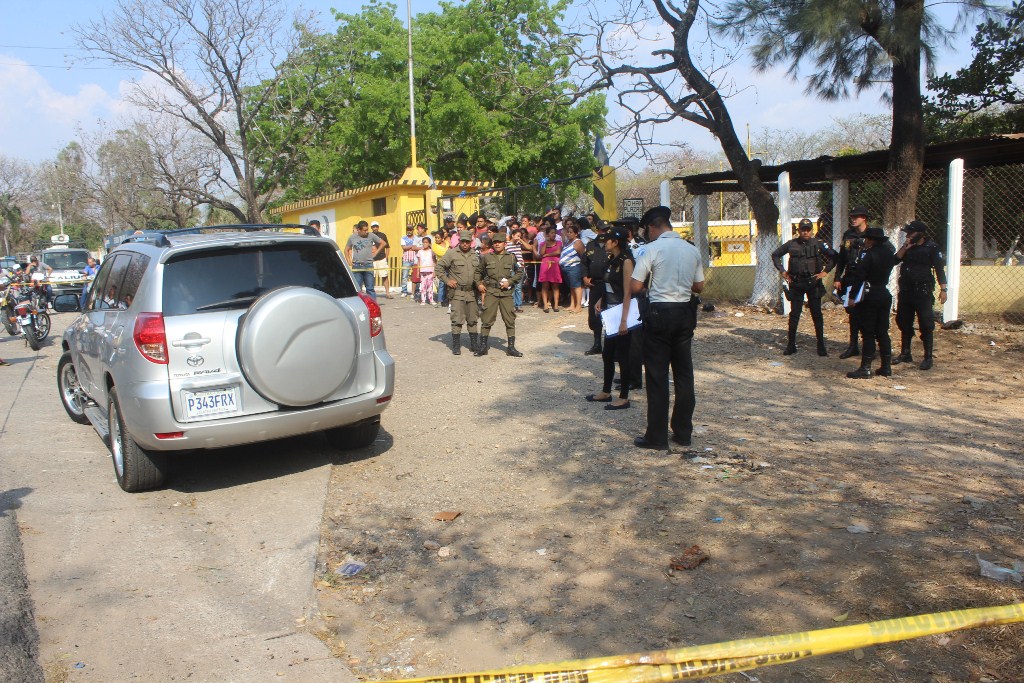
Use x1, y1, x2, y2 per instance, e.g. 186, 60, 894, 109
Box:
630, 206, 704, 451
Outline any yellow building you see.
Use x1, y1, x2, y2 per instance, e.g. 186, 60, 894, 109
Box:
673, 220, 756, 266
272, 166, 492, 252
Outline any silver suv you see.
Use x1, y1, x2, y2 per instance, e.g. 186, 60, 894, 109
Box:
56, 226, 394, 492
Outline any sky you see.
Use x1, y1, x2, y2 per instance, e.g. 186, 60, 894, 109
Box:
0, 1, 977, 169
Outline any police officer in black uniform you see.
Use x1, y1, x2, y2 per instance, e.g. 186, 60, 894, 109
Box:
771, 218, 837, 356
581, 220, 610, 355
834, 207, 871, 358
845, 227, 897, 379
893, 220, 947, 370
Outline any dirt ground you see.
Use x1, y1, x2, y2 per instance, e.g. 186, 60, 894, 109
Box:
309, 294, 1023, 683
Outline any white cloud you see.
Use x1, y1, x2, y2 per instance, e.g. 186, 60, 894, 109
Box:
0, 55, 144, 161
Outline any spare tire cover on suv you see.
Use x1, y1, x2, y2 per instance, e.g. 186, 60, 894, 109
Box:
237, 287, 358, 406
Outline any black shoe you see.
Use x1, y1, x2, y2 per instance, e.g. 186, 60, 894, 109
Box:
783, 344, 797, 355
846, 365, 873, 379
891, 351, 913, 365
838, 345, 860, 360
605, 401, 630, 411
919, 357, 933, 371
451, 333, 461, 356
634, 436, 669, 450
671, 433, 692, 447
628, 382, 642, 391
474, 335, 489, 356
586, 393, 613, 402
817, 341, 828, 357
877, 354, 892, 377
584, 344, 602, 356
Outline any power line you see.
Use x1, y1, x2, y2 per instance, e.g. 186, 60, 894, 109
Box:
0, 60, 137, 71
0, 44, 88, 51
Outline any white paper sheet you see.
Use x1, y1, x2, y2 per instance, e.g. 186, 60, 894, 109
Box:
600, 299, 642, 337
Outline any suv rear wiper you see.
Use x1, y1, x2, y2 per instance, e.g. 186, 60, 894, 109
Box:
195, 296, 258, 311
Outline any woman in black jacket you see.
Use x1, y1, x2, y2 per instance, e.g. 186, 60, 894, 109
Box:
585, 228, 635, 410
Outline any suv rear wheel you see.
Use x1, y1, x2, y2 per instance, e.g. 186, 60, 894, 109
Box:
325, 418, 380, 451
108, 387, 166, 492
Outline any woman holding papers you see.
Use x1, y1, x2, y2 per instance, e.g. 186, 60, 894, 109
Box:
585, 227, 635, 410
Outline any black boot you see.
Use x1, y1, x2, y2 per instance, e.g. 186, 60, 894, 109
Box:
506, 336, 523, 357
919, 332, 934, 370
468, 332, 480, 354
474, 334, 489, 356
891, 349, 913, 365
877, 354, 892, 377
839, 325, 859, 359
585, 342, 602, 355
451, 333, 461, 356
816, 337, 828, 357
846, 355, 874, 379
783, 329, 797, 355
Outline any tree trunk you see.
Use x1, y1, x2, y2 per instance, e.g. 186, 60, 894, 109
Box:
884, 0, 926, 231
668, 0, 781, 307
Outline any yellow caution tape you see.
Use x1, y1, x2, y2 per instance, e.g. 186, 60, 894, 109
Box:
376, 603, 1024, 683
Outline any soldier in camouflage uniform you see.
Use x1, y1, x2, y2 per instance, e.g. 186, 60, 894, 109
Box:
436, 230, 481, 355
475, 232, 524, 357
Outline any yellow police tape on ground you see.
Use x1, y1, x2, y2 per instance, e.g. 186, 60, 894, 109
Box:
377, 603, 1024, 683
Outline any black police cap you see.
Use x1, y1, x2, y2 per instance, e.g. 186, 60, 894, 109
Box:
640, 205, 671, 227
901, 220, 927, 233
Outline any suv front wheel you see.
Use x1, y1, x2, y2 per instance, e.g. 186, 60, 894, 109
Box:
108, 387, 166, 492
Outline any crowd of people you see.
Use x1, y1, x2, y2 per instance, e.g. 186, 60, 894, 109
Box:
341, 203, 948, 451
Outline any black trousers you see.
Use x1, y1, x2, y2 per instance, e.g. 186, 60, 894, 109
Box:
854, 295, 892, 359
895, 286, 935, 348
587, 290, 601, 345
788, 282, 824, 340
642, 302, 697, 445
602, 332, 631, 398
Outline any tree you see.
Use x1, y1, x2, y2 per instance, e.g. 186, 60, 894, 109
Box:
716, 0, 990, 230
255, 0, 606, 201
925, 2, 1024, 140
74, 0, 319, 223
573, 0, 784, 306
0, 156, 37, 254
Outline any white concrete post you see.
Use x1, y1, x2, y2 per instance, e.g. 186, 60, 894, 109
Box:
832, 179, 849, 252
693, 194, 710, 269
778, 171, 792, 315
945, 159, 964, 322
660, 179, 671, 209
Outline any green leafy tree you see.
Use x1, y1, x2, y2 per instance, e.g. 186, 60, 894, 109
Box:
926, 2, 1024, 140
717, 0, 991, 229
255, 0, 605, 201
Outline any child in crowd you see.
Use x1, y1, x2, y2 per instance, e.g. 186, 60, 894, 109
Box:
417, 236, 436, 306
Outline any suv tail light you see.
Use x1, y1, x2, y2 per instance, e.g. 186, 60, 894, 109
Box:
133, 312, 168, 364
358, 293, 383, 337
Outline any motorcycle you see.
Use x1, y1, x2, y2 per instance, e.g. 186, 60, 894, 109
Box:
0, 279, 20, 336
10, 288, 50, 351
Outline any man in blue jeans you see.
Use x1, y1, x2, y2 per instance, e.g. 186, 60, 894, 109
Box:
344, 220, 384, 299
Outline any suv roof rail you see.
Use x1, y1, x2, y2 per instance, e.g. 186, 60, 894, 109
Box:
119, 224, 322, 248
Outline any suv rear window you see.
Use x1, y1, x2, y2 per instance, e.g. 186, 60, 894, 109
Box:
162, 242, 357, 316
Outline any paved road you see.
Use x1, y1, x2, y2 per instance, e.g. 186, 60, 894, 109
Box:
0, 320, 355, 682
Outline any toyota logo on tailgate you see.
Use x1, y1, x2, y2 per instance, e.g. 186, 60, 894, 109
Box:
186, 355, 205, 367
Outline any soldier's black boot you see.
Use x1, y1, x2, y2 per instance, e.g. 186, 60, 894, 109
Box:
846, 354, 874, 379
506, 336, 523, 357
891, 349, 913, 365
919, 332, 934, 370
451, 333, 461, 356
474, 334, 489, 356
839, 330, 860, 359
468, 332, 480, 354
783, 324, 797, 355
877, 354, 892, 377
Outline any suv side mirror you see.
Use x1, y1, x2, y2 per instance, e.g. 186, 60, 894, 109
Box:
52, 294, 81, 313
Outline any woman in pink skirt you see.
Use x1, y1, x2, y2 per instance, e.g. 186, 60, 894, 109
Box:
537, 222, 563, 312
